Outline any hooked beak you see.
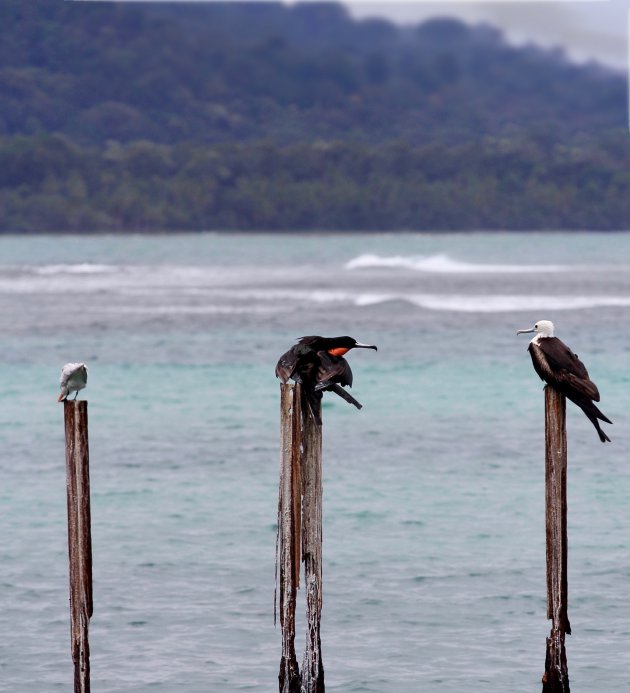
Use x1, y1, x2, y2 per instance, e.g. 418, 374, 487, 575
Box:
354, 342, 377, 351
58, 393, 66, 402
516, 327, 536, 336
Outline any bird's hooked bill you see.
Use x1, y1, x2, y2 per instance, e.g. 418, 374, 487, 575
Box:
354, 342, 378, 350
516, 327, 535, 335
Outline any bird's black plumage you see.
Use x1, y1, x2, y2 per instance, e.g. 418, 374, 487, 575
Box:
528, 336, 612, 443
275, 335, 377, 425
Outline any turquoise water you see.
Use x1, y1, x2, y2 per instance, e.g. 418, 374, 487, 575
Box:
1, 232, 629, 691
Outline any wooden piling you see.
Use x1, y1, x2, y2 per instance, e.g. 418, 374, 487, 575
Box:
300, 398, 324, 693
278, 383, 302, 693
64, 400, 93, 693
542, 386, 570, 693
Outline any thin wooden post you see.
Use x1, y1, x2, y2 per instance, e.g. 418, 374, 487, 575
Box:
542, 386, 570, 693
64, 400, 93, 693
300, 399, 324, 693
278, 383, 302, 693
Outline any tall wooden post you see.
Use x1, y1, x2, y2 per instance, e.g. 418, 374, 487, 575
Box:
300, 400, 324, 693
277, 383, 326, 693
64, 400, 93, 693
542, 386, 570, 693
278, 384, 302, 693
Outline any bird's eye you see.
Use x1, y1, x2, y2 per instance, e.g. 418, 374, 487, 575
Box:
534, 324, 538, 329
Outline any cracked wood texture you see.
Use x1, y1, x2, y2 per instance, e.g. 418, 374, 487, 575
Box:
542, 387, 570, 693
278, 384, 302, 693
64, 400, 93, 693
300, 397, 324, 693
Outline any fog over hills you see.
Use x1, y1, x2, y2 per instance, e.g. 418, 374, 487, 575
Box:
347, 1, 629, 70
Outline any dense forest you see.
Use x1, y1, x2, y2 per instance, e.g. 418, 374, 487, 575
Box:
1, 1, 628, 231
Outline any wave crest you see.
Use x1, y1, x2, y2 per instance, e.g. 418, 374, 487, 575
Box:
33, 264, 119, 275
345, 253, 569, 274
216, 289, 630, 313
352, 294, 630, 313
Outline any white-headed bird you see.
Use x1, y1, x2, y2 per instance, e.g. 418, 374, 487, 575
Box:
517, 320, 611, 442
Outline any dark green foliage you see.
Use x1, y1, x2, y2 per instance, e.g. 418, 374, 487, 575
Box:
0, 1, 628, 231
2, 135, 628, 231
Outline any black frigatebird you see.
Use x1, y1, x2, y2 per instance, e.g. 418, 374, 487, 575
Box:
275, 335, 377, 425
517, 319, 612, 443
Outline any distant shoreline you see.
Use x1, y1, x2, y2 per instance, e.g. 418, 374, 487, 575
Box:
2, 228, 630, 237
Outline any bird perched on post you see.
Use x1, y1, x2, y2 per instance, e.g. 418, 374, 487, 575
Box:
58, 363, 88, 402
275, 336, 377, 425
517, 320, 611, 442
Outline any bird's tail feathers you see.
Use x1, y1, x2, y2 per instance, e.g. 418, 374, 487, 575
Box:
583, 408, 612, 443
329, 384, 363, 410
592, 404, 612, 425
579, 398, 612, 426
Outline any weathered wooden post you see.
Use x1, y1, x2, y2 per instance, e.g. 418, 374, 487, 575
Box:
300, 398, 324, 693
64, 400, 93, 693
277, 383, 302, 693
277, 383, 325, 693
542, 386, 570, 693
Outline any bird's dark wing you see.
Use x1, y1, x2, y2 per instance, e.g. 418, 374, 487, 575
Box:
297, 336, 323, 347
276, 337, 324, 383
314, 352, 353, 389
275, 347, 299, 383
535, 337, 600, 401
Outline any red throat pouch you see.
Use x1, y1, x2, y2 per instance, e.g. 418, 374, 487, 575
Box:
327, 347, 349, 357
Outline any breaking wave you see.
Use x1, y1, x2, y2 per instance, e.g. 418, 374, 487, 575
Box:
350, 294, 630, 313
33, 263, 119, 275
345, 253, 571, 274
225, 289, 630, 313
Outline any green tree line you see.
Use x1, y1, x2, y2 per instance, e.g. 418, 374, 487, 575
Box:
2, 134, 628, 231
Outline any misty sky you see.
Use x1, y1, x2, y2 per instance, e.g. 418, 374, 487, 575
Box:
345, 1, 628, 69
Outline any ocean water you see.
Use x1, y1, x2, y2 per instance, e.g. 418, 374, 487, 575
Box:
0, 232, 629, 692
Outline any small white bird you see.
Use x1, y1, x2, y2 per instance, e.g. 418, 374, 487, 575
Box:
58, 363, 88, 402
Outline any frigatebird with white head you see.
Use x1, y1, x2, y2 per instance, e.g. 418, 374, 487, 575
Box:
517, 320, 611, 442
58, 363, 88, 402
276, 336, 377, 425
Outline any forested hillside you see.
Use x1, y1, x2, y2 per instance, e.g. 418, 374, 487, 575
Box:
1, 0, 628, 231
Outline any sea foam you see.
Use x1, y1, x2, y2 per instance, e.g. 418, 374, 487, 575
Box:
33, 263, 119, 275
355, 293, 630, 313
203, 288, 630, 313
345, 253, 570, 274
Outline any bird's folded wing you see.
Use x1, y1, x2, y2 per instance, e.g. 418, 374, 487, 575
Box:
539, 338, 600, 401
557, 370, 600, 401
60, 362, 81, 386
315, 351, 353, 388
275, 349, 299, 383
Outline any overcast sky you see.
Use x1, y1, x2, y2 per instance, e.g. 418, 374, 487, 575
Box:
345, 1, 628, 69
